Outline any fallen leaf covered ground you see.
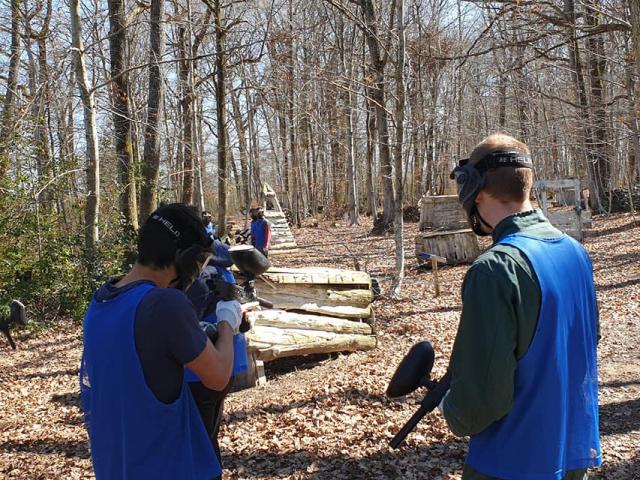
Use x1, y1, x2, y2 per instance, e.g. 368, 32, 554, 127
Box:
0, 213, 638, 479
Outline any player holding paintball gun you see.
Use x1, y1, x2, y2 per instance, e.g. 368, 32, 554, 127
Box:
80, 203, 241, 480
388, 133, 601, 480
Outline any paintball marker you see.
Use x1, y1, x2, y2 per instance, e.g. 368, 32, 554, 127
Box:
201, 245, 273, 342
227, 245, 274, 310
386, 341, 451, 449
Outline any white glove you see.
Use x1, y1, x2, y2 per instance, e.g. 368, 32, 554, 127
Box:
215, 300, 242, 334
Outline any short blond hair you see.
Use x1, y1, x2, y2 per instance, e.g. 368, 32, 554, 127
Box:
469, 133, 533, 203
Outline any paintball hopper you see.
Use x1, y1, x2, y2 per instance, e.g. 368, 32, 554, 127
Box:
227, 245, 274, 310
387, 341, 435, 398
229, 245, 271, 277
387, 341, 451, 449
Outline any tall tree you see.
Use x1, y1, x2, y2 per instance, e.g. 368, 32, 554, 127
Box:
108, 0, 138, 231
391, 0, 405, 297
359, 0, 395, 232
140, 0, 166, 221
70, 0, 100, 251
0, 0, 22, 178
215, 0, 229, 236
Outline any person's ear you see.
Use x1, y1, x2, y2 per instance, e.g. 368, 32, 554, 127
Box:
476, 190, 487, 204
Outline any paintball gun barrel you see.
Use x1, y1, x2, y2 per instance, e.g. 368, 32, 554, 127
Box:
386, 341, 451, 449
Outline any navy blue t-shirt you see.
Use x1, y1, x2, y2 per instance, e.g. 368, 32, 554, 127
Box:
94, 280, 207, 403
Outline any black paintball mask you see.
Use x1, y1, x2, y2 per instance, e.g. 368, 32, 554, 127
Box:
450, 151, 533, 236
148, 205, 214, 291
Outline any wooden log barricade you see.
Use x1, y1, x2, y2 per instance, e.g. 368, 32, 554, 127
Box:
415, 195, 480, 267
236, 266, 377, 388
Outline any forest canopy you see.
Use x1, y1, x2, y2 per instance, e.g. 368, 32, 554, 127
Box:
0, 0, 638, 319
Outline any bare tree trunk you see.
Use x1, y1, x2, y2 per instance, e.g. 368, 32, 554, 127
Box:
585, 0, 611, 201
25, 5, 53, 210
564, 0, 603, 212
361, 0, 395, 232
231, 90, 251, 211
627, 51, 640, 196
215, 0, 228, 236
193, 99, 205, 213
0, 0, 21, 178
71, 0, 100, 251
178, 21, 195, 204
365, 99, 378, 219
630, 0, 640, 86
287, 0, 301, 226
245, 88, 263, 200
340, 21, 359, 226
140, 0, 165, 220
108, 0, 138, 231
391, 0, 405, 298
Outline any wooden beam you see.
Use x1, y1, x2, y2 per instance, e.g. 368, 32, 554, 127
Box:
246, 326, 377, 361
246, 309, 373, 334
255, 282, 374, 308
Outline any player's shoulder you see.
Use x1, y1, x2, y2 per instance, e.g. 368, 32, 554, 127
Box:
141, 287, 194, 313
467, 242, 535, 285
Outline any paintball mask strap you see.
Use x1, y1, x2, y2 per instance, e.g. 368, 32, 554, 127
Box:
468, 204, 493, 236
450, 151, 532, 236
150, 212, 213, 290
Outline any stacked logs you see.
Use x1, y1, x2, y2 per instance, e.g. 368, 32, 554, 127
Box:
237, 266, 376, 386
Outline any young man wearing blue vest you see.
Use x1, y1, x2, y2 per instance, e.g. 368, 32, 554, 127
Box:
250, 207, 271, 257
80, 203, 242, 480
444, 133, 601, 479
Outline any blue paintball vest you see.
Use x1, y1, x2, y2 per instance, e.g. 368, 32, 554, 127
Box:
251, 218, 269, 248
80, 283, 220, 480
185, 266, 249, 384
467, 233, 601, 480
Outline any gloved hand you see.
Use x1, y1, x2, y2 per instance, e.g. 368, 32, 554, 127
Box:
215, 300, 243, 334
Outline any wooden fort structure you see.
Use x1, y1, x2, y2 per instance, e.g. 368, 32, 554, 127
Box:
261, 183, 297, 253
414, 195, 481, 266
533, 178, 592, 242
235, 266, 377, 388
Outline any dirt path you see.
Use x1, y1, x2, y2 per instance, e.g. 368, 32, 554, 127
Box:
0, 214, 638, 479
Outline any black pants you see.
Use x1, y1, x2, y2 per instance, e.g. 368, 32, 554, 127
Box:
188, 377, 234, 466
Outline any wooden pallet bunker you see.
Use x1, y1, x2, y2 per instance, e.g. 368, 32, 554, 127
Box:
262, 183, 297, 252
419, 195, 468, 230
415, 194, 480, 266
534, 178, 591, 241
237, 266, 377, 387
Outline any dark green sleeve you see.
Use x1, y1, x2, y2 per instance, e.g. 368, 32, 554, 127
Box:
442, 259, 519, 437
